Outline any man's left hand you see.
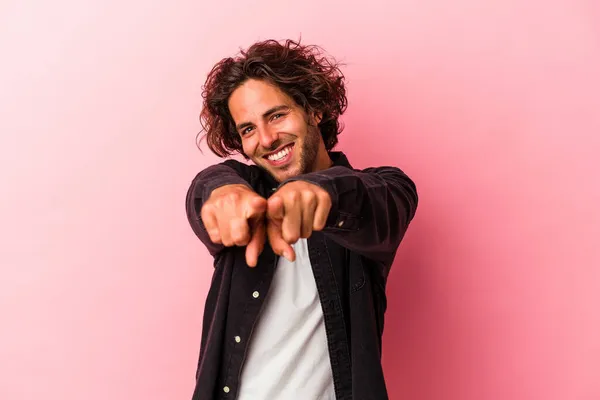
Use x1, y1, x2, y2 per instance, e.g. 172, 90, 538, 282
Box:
266, 181, 331, 261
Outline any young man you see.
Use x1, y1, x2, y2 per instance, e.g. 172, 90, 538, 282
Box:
185, 39, 418, 400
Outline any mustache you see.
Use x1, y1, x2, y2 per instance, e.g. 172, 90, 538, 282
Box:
261, 140, 291, 154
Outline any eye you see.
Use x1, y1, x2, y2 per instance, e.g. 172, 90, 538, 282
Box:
241, 126, 254, 135
271, 113, 285, 121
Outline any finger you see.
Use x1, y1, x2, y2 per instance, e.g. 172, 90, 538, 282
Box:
229, 217, 251, 246
245, 219, 266, 267
281, 197, 302, 244
267, 195, 285, 221
245, 196, 267, 220
313, 192, 332, 231
267, 219, 296, 262
200, 204, 221, 243
300, 191, 317, 238
216, 212, 234, 246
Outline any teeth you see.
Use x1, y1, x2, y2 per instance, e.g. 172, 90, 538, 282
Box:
267, 145, 292, 161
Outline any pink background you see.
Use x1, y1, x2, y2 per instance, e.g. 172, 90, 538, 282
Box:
1, 0, 599, 399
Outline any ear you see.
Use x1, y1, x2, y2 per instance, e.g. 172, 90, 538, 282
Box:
311, 110, 323, 125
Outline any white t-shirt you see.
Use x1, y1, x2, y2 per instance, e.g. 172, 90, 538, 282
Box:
237, 238, 335, 400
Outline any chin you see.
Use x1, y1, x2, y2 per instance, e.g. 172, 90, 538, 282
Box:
273, 165, 301, 183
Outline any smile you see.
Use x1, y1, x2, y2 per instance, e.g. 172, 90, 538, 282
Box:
264, 143, 294, 166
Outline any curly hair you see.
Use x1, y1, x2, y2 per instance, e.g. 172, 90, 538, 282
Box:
197, 38, 348, 158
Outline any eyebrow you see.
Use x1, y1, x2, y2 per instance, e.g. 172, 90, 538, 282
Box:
235, 105, 290, 131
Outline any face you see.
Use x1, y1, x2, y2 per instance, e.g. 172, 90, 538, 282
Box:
228, 79, 331, 182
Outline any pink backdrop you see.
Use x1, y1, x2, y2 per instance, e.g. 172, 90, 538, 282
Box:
1, 0, 599, 399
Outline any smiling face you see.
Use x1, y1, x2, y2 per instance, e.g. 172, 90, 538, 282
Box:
228, 79, 332, 182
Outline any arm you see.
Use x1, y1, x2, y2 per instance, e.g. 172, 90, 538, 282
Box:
185, 160, 256, 257
283, 165, 418, 264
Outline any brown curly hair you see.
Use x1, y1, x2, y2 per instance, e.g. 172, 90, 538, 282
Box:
197, 38, 348, 158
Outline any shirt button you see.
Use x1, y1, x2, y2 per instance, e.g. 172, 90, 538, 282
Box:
252, 291, 260, 298
337, 220, 345, 227
234, 336, 241, 343
223, 386, 230, 393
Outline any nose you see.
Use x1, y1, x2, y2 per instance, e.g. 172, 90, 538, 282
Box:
257, 125, 279, 150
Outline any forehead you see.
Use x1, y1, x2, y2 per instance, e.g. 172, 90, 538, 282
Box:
228, 79, 295, 121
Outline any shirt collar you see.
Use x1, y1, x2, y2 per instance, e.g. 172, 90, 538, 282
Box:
329, 151, 352, 169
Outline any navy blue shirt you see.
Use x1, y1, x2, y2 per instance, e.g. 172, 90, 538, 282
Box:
185, 152, 418, 399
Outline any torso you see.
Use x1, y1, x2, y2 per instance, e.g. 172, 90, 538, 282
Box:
237, 238, 335, 400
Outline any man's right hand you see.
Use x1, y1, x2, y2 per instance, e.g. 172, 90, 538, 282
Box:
200, 184, 267, 267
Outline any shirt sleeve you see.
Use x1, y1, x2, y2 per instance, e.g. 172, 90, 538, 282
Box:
185, 160, 255, 257
281, 165, 418, 264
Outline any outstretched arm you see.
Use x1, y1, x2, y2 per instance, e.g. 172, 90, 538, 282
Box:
185, 160, 266, 265
269, 165, 418, 264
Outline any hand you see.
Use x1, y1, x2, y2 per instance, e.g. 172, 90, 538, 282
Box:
201, 184, 267, 267
266, 181, 332, 261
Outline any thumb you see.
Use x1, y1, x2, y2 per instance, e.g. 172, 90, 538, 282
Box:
267, 195, 285, 221
245, 196, 267, 220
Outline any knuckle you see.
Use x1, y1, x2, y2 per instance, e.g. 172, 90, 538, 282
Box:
251, 192, 263, 201
200, 205, 211, 221
227, 192, 240, 202
214, 197, 225, 208
230, 229, 240, 242
286, 190, 300, 203
304, 191, 317, 207
234, 232, 248, 245
319, 192, 331, 207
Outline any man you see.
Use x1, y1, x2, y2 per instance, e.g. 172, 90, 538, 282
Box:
185, 38, 418, 400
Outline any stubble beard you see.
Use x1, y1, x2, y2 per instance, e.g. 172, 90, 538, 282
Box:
258, 125, 322, 182
298, 124, 321, 176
